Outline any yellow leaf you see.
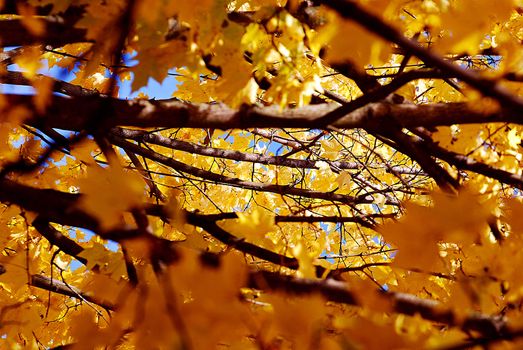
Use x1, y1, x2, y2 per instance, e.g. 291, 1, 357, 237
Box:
167, 0, 214, 22
69, 310, 108, 350
268, 293, 326, 349
346, 275, 393, 313
0, 253, 29, 292
77, 242, 110, 270
318, 10, 391, 67
13, 47, 42, 79
507, 127, 521, 149
292, 240, 316, 278
81, 273, 125, 305
132, 41, 200, 92
32, 76, 54, 114
342, 316, 424, 350
77, 163, 144, 230
380, 190, 492, 270
335, 170, 352, 190
218, 207, 276, 249
437, 0, 515, 53
236, 208, 275, 239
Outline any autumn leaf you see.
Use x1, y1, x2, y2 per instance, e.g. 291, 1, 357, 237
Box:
77, 163, 144, 230
13, 47, 42, 79
267, 293, 327, 349
380, 190, 492, 270
32, 75, 54, 113
317, 9, 391, 68
436, 0, 515, 53
18, 4, 45, 36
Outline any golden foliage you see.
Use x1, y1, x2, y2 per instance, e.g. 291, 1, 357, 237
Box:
0, 0, 522, 349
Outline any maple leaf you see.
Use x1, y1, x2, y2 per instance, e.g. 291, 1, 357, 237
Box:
77, 163, 144, 230
317, 9, 391, 68
437, 0, 515, 53
268, 293, 327, 349
13, 47, 42, 80
381, 190, 492, 270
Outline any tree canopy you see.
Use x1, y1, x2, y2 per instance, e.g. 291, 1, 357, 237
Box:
0, 0, 523, 348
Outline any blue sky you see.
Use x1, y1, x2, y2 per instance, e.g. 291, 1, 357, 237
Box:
2, 50, 180, 99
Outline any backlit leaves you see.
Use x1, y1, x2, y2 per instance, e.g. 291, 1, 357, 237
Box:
1, 0, 523, 349
437, 0, 515, 53
380, 190, 492, 270
77, 162, 144, 230
320, 9, 392, 67
13, 46, 42, 79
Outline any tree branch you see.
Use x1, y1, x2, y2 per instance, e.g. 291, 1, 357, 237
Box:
110, 136, 380, 206
28, 267, 512, 339
0, 19, 88, 47
248, 270, 509, 338
321, 0, 523, 113
32, 216, 87, 265
112, 127, 425, 175
30, 274, 115, 310
6, 94, 515, 132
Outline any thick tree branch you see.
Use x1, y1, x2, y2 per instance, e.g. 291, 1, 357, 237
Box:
0, 176, 510, 339
32, 216, 87, 265
0, 178, 98, 230
316, 69, 448, 125
0, 71, 100, 98
0, 19, 88, 47
0, 177, 386, 236
413, 134, 523, 189
0, 177, 383, 278
383, 130, 459, 192
5, 93, 517, 131
28, 267, 511, 339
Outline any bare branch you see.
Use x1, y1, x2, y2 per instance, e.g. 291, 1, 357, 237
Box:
30, 274, 115, 310
110, 136, 382, 206
112, 127, 424, 175
0, 19, 88, 47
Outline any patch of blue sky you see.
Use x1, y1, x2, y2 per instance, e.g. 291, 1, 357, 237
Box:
69, 259, 83, 270
68, 229, 119, 252
318, 222, 337, 263
218, 130, 235, 144
372, 203, 382, 213
118, 70, 180, 99
1, 83, 35, 95
2, 60, 78, 101
10, 132, 27, 149
248, 133, 289, 156
117, 51, 181, 99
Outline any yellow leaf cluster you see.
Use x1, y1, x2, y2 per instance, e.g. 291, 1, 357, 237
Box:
77, 163, 144, 230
